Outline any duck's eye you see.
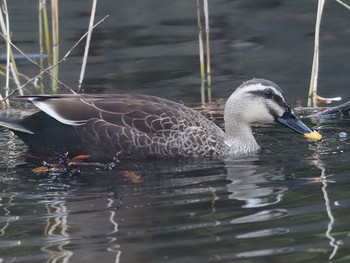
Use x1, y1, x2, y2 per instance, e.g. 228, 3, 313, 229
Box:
264, 89, 273, 99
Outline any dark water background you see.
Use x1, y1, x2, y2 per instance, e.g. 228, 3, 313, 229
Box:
1, 0, 350, 262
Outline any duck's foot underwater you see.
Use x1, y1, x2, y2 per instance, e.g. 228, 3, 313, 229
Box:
32, 152, 121, 177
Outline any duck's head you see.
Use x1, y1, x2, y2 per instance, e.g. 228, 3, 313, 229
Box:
225, 78, 322, 141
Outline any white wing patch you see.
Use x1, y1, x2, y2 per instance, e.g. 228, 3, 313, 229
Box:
30, 99, 86, 126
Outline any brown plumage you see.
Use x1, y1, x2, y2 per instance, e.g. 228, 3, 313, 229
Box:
0, 79, 322, 159
0, 94, 227, 159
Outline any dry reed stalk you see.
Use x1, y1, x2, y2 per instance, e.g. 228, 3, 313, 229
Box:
0, 0, 23, 105
7, 32, 23, 96
203, 0, 212, 103
0, 15, 109, 99
308, 0, 345, 106
9, 63, 22, 95
0, 31, 75, 94
0, 1, 107, 99
0, 65, 43, 90
51, 0, 59, 93
308, 0, 324, 107
42, 0, 51, 66
8, 47, 22, 95
196, 0, 206, 105
0, 0, 10, 104
334, 0, 350, 10
78, 0, 98, 93
38, 0, 44, 92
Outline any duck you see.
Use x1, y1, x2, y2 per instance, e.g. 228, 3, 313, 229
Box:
0, 79, 322, 159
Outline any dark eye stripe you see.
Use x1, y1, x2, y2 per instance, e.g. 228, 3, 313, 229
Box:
248, 89, 286, 109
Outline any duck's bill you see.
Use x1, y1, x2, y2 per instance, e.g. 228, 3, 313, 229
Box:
275, 112, 322, 141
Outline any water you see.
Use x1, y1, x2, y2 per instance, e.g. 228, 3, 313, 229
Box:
2, 127, 350, 262
1, 0, 350, 262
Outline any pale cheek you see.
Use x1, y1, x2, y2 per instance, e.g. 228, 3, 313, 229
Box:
244, 104, 274, 123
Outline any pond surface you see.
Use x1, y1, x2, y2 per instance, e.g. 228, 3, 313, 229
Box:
1, 0, 350, 262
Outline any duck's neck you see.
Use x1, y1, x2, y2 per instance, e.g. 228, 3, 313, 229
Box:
224, 119, 260, 154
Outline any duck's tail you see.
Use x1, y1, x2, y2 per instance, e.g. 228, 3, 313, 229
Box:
0, 118, 34, 134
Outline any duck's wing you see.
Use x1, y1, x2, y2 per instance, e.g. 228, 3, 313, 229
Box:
15, 94, 225, 158
19, 94, 202, 134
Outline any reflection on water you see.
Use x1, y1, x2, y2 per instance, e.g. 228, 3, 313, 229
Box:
1, 125, 350, 262
225, 157, 287, 208
40, 198, 72, 263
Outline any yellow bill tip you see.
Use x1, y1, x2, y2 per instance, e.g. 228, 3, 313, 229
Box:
304, 130, 322, 141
